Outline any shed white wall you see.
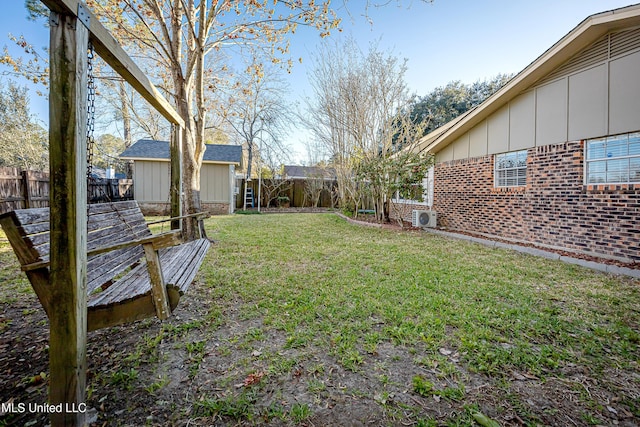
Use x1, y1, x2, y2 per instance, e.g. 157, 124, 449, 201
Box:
134, 160, 170, 203
435, 28, 640, 162
133, 160, 232, 204
200, 163, 232, 203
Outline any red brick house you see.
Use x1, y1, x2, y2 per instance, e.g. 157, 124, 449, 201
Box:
392, 4, 640, 264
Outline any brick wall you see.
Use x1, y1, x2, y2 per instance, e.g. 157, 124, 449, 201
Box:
392, 141, 640, 263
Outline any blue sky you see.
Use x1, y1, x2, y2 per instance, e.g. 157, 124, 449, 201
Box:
1, 1, 637, 163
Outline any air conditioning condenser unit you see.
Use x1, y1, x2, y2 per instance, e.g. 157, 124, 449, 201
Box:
412, 210, 437, 228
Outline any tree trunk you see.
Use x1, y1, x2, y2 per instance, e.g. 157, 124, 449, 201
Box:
169, 0, 203, 240
246, 140, 254, 180
179, 103, 202, 239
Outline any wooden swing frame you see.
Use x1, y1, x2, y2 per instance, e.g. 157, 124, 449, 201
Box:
21, 1, 191, 425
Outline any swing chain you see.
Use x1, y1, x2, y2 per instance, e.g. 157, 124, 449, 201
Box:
87, 41, 96, 186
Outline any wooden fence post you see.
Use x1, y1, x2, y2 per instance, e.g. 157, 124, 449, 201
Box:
21, 170, 32, 209
48, 10, 89, 427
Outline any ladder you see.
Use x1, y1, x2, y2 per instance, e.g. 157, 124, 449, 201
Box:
245, 187, 254, 208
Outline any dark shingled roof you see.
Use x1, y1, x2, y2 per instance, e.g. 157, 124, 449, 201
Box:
120, 139, 242, 164
283, 165, 336, 180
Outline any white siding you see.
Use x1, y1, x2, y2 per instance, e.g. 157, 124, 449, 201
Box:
487, 105, 509, 154
435, 144, 454, 163
452, 133, 470, 160
609, 50, 640, 135
434, 28, 640, 162
535, 78, 568, 146
200, 163, 231, 203
133, 161, 232, 205
134, 161, 169, 202
509, 91, 536, 151
568, 64, 608, 141
469, 120, 488, 157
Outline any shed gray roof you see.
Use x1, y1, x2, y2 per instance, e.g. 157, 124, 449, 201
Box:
120, 139, 242, 164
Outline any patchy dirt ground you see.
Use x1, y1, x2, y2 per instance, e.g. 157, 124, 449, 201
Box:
1, 281, 639, 427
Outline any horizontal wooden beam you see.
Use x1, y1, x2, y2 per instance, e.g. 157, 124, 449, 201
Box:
40, 0, 184, 128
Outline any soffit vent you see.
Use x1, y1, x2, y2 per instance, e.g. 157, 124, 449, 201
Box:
536, 35, 609, 86
609, 27, 640, 58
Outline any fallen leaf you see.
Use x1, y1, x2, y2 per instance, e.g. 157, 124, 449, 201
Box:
438, 348, 452, 356
243, 371, 265, 387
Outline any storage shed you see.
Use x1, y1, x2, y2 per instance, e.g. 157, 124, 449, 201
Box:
120, 139, 242, 215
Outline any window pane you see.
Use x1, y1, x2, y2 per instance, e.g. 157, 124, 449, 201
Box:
587, 139, 605, 160
606, 158, 628, 183
630, 158, 640, 183
496, 150, 527, 187
606, 134, 628, 158
496, 154, 507, 169
629, 132, 640, 156
587, 161, 606, 183
504, 152, 516, 168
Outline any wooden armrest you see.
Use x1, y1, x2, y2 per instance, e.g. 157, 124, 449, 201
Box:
146, 212, 210, 226
21, 230, 183, 272
88, 230, 182, 256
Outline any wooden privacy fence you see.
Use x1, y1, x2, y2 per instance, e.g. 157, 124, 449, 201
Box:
0, 167, 133, 214
238, 178, 337, 209
88, 177, 134, 204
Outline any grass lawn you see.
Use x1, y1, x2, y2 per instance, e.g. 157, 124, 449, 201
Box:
1, 212, 639, 426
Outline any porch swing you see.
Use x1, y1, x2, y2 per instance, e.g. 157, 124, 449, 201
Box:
0, 2, 215, 425
0, 44, 210, 332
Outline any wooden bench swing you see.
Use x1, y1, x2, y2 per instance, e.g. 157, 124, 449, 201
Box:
0, 200, 210, 331
1, 1, 211, 425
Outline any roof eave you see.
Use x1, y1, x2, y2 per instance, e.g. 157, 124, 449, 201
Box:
120, 156, 240, 165
419, 4, 640, 155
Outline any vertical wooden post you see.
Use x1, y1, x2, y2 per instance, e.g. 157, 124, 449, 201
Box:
143, 243, 171, 319
170, 125, 182, 230
21, 170, 32, 209
48, 10, 88, 427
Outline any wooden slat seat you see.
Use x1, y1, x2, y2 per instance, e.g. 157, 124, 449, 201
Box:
0, 201, 210, 331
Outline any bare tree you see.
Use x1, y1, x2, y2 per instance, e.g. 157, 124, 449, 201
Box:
303, 176, 327, 208
258, 141, 292, 208
9, 0, 434, 235
302, 38, 360, 212
303, 38, 432, 221
223, 62, 291, 209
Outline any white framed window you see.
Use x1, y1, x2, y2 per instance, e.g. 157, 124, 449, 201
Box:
585, 132, 640, 184
495, 150, 527, 187
393, 166, 434, 207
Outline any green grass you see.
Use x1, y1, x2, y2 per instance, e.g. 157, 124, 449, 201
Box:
0, 229, 33, 304
1, 213, 639, 425
195, 213, 640, 424
204, 214, 640, 377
